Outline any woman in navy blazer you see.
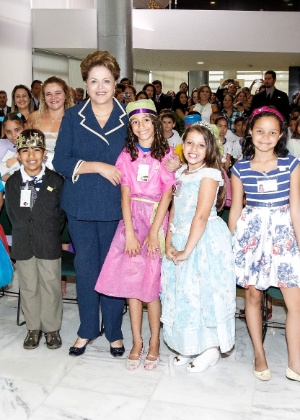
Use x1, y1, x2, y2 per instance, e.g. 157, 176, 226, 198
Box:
53, 51, 128, 357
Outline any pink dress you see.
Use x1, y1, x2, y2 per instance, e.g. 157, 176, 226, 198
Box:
95, 147, 175, 302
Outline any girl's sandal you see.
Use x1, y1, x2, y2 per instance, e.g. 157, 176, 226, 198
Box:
144, 354, 160, 370
126, 343, 144, 371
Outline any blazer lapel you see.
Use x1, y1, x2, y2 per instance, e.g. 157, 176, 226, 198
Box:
78, 98, 127, 145
104, 99, 127, 136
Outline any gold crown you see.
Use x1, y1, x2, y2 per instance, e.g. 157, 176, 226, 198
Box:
17, 132, 46, 150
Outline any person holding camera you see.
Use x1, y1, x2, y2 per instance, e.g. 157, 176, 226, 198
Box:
291, 91, 300, 110
216, 78, 240, 102
123, 85, 136, 105
233, 90, 252, 116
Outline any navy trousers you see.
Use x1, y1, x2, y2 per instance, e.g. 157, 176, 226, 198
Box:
67, 215, 125, 342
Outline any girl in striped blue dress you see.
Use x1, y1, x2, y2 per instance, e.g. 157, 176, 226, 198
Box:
229, 106, 300, 383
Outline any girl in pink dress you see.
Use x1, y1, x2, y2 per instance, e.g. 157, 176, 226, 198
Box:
95, 99, 175, 371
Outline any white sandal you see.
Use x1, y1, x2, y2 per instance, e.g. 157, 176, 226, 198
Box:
187, 348, 220, 373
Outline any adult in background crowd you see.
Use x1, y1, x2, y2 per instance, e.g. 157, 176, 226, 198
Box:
172, 91, 188, 136
221, 94, 243, 132
250, 70, 290, 122
142, 83, 156, 102
216, 78, 239, 102
31, 80, 43, 110
166, 90, 175, 99
11, 84, 34, 121
179, 82, 188, 95
120, 77, 131, 87
114, 83, 125, 103
0, 90, 11, 135
152, 80, 172, 113
191, 85, 218, 123
0, 90, 11, 116
75, 87, 85, 104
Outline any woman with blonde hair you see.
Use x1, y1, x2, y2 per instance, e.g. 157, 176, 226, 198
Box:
27, 76, 73, 168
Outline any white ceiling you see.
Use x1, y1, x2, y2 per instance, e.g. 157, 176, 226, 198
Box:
38, 3, 300, 72
42, 47, 300, 72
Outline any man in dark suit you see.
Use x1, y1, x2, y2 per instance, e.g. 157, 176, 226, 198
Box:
0, 90, 11, 134
152, 80, 172, 113
31, 80, 43, 111
250, 70, 290, 122
0, 90, 11, 115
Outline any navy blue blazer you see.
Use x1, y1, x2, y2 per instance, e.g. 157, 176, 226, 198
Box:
53, 98, 128, 221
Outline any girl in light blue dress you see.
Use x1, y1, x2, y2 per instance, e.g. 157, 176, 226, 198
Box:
161, 122, 236, 373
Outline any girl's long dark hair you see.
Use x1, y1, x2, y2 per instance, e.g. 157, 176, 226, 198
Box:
126, 114, 170, 162
242, 109, 288, 159
172, 91, 188, 113
182, 125, 226, 210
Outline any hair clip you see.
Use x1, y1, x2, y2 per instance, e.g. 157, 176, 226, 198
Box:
0, 116, 4, 122
250, 106, 284, 123
17, 113, 22, 118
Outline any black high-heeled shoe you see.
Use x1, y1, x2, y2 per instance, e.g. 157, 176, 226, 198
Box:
110, 344, 125, 357
69, 338, 93, 356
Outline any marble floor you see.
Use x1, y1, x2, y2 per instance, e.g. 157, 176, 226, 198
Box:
0, 279, 299, 420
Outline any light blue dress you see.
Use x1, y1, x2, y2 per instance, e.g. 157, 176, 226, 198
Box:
160, 166, 236, 356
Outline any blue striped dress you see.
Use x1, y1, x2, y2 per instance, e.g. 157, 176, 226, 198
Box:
231, 155, 300, 290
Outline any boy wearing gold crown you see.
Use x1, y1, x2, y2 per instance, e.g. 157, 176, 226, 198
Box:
5, 129, 65, 350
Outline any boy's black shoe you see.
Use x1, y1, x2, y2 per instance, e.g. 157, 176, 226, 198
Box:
45, 331, 62, 349
23, 330, 42, 349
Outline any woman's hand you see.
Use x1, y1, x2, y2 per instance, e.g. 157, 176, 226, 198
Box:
124, 232, 141, 257
98, 163, 121, 186
165, 153, 181, 172
143, 232, 161, 259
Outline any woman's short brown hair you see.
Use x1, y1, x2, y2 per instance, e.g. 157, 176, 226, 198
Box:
80, 50, 120, 82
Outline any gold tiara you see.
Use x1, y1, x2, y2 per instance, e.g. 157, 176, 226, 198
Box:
17, 132, 46, 150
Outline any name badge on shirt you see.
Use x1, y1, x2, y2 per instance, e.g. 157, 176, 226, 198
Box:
137, 163, 150, 182
257, 177, 278, 193
20, 188, 31, 207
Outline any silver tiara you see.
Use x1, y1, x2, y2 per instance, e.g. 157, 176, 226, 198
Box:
191, 120, 215, 135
